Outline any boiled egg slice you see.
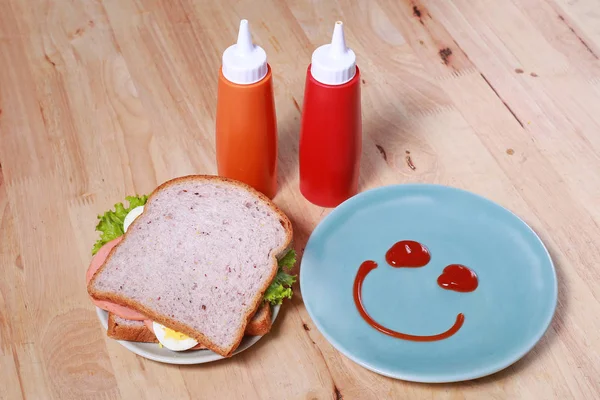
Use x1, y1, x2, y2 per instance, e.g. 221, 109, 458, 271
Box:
123, 205, 145, 232
152, 321, 198, 351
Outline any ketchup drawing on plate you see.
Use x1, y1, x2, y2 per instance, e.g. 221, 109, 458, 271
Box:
353, 260, 465, 342
353, 240, 478, 342
385, 240, 431, 268
437, 264, 479, 292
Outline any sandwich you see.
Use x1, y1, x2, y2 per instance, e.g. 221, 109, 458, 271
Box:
86, 175, 296, 356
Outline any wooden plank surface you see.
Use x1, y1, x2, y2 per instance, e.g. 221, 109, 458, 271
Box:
1, 0, 599, 398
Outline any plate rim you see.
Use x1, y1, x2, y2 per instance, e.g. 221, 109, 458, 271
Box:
300, 183, 558, 383
96, 303, 281, 365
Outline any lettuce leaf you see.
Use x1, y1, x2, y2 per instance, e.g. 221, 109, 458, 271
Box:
91, 195, 148, 255
264, 250, 297, 305
278, 250, 296, 270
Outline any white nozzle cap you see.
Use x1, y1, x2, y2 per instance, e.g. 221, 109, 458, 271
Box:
310, 21, 356, 85
222, 19, 268, 85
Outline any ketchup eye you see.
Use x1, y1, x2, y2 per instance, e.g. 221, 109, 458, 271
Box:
437, 265, 478, 292
385, 240, 430, 268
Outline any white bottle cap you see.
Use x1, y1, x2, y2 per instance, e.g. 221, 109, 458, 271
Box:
310, 21, 357, 85
222, 19, 268, 85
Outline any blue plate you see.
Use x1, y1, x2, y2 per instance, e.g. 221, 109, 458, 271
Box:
300, 184, 557, 382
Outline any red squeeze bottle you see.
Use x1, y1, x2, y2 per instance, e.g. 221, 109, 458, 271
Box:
299, 21, 361, 207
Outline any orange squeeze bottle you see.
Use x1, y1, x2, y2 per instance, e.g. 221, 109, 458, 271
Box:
216, 19, 278, 199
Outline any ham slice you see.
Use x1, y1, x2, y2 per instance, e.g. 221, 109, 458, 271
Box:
86, 237, 146, 321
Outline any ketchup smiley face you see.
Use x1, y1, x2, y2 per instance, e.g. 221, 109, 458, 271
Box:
353, 240, 478, 342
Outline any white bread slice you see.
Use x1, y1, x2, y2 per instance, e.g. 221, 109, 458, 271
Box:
107, 302, 273, 345
88, 176, 292, 356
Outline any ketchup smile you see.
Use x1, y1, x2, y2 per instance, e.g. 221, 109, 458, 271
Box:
353, 260, 465, 342
353, 240, 479, 341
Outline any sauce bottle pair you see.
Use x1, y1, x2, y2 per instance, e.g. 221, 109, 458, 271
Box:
216, 20, 361, 207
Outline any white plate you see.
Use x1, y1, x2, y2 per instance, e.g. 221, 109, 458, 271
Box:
96, 304, 280, 364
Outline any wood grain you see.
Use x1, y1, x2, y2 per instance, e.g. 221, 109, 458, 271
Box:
1, 0, 599, 398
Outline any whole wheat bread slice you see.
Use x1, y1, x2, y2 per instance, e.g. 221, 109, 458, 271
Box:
88, 175, 292, 356
107, 313, 159, 343
244, 301, 272, 336
107, 302, 272, 344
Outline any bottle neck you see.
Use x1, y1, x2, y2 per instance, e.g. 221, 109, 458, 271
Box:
308, 64, 360, 88
220, 64, 272, 87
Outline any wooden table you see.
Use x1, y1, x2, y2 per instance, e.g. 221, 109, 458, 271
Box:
1, 0, 599, 398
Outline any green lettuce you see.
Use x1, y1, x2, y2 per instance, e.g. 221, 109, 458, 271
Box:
91, 195, 148, 255
264, 250, 297, 305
